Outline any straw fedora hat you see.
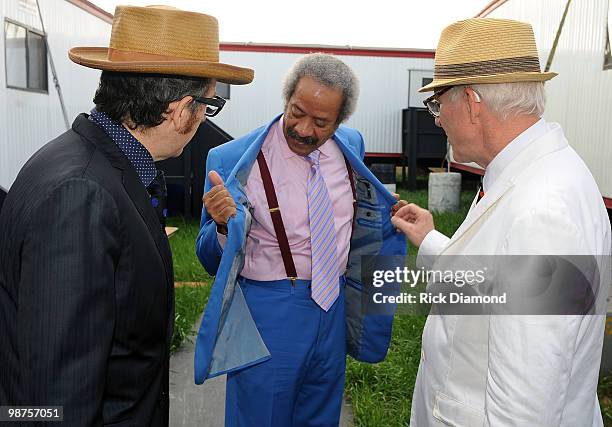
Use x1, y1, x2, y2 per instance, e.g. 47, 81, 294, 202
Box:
69, 5, 253, 85
419, 18, 556, 92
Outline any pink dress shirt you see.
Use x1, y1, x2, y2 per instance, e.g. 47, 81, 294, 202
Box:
231, 116, 354, 281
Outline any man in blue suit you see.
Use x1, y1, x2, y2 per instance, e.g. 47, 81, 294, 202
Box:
194, 54, 406, 426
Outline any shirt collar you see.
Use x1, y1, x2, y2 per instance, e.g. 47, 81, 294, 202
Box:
89, 109, 157, 187
277, 115, 334, 160
483, 118, 549, 192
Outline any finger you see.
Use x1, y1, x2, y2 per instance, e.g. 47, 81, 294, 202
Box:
220, 196, 236, 210
391, 216, 416, 235
208, 190, 234, 207
208, 170, 224, 187
392, 192, 400, 201
220, 205, 237, 221
208, 196, 236, 217
391, 200, 408, 215
203, 184, 225, 201
397, 203, 426, 217
395, 204, 417, 218
209, 188, 229, 200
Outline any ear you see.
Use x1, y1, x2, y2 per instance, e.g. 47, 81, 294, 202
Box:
167, 96, 194, 131
465, 87, 482, 124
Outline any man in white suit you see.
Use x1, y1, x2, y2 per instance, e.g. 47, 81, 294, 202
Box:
392, 18, 612, 426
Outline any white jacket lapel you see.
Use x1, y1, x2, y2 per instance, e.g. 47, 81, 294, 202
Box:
442, 123, 569, 253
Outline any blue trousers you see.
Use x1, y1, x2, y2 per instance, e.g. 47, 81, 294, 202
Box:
225, 276, 346, 427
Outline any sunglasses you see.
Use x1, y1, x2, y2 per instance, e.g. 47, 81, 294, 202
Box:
191, 95, 227, 117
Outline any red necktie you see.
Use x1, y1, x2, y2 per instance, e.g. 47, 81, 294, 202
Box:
476, 177, 485, 204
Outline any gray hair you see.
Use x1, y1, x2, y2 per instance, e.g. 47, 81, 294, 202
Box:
282, 53, 359, 124
448, 81, 546, 120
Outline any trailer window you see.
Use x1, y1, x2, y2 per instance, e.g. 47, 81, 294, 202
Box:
606, 0, 612, 70
4, 20, 47, 92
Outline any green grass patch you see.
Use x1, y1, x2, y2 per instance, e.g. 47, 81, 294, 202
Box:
171, 285, 210, 353
346, 315, 426, 426
167, 217, 212, 352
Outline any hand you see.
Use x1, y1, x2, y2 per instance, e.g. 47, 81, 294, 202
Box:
391, 192, 408, 216
391, 203, 435, 247
203, 171, 236, 233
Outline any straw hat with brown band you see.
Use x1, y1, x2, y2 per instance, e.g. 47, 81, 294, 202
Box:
419, 18, 557, 93
69, 5, 254, 85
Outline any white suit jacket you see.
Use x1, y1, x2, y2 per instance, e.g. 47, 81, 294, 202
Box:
410, 122, 612, 426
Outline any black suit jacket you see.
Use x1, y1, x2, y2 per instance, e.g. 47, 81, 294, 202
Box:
0, 114, 174, 426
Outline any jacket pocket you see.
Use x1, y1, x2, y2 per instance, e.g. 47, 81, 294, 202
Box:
432, 392, 484, 426
355, 206, 383, 228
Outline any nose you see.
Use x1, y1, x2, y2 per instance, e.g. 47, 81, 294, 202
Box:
434, 116, 441, 128
293, 118, 314, 136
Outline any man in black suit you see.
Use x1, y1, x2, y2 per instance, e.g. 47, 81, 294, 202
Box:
0, 6, 252, 426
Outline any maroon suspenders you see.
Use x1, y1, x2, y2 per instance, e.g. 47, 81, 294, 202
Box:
256, 152, 298, 284
343, 157, 358, 232
256, 150, 357, 285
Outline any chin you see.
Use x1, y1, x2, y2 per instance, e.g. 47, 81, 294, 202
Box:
452, 152, 465, 163
448, 144, 466, 164
162, 148, 184, 160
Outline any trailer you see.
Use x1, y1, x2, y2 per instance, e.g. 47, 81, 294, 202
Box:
0, 0, 111, 191
451, 0, 612, 209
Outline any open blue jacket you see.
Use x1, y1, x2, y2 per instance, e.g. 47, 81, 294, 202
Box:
194, 115, 406, 384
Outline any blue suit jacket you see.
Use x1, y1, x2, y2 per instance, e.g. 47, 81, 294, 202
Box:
194, 115, 406, 384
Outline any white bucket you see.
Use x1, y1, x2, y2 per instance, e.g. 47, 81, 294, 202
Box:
428, 172, 461, 213
383, 183, 397, 194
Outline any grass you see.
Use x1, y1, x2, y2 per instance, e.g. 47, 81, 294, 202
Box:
167, 186, 612, 426
167, 217, 212, 353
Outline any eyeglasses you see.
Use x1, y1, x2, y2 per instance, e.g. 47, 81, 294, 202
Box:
423, 86, 451, 117
192, 95, 226, 117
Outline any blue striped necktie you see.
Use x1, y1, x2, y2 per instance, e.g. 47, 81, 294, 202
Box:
306, 150, 339, 311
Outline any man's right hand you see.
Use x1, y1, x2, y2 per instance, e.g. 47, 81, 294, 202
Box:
203, 171, 236, 234
391, 203, 435, 247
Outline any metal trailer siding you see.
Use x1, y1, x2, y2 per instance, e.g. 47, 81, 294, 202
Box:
213, 49, 434, 155
481, 0, 612, 200
1, 0, 110, 189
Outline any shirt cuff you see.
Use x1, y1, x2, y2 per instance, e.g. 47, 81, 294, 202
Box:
216, 228, 227, 249
416, 230, 450, 270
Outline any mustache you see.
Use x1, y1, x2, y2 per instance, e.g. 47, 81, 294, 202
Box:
287, 127, 319, 146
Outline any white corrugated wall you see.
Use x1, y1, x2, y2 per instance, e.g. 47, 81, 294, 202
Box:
214, 50, 434, 155
0, 0, 110, 189
485, 0, 612, 199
